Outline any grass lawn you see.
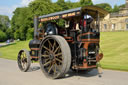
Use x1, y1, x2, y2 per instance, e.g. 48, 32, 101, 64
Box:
100, 31, 128, 71
0, 41, 30, 60
0, 31, 128, 71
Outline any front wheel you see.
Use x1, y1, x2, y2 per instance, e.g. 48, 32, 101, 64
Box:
17, 49, 31, 72
39, 35, 71, 79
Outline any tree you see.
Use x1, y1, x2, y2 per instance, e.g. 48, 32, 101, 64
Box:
26, 28, 34, 40
14, 29, 20, 39
56, 0, 74, 10
0, 30, 7, 42
6, 28, 13, 39
35, 0, 52, 3
112, 5, 120, 13
72, 2, 81, 8
119, 4, 125, 9
96, 3, 112, 12
11, 7, 31, 40
56, 0, 65, 6
11, 0, 56, 40
0, 15, 11, 41
29, 0, 54, 16
0, 15, 10, 32
80, 0, 93, 6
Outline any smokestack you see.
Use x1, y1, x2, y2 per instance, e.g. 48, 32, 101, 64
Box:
34, 16, 39, 39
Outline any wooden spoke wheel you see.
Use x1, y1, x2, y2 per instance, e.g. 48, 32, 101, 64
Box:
17, 49, 31, 72
39, 35, 71, 79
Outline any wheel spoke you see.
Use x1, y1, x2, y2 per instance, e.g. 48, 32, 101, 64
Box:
22, 62, 25, 69
54, 46, 60, 54
55, 53, 62, 57
43, 60, 51, 66
23, 52, 25, 58
48, 64, 53, 74
43, 45, 52, 52
53, 64, 56, 74
55, 63, 61, 72
42, 55, 49, 58
52, 40, 56, 51
55, 58, 62, 63
24, 53, 26, 58
48, 40, 52, 50
21, 53, 24, 58
45, 58, 50, 62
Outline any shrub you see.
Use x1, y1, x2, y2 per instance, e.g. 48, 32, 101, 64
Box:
0, 30, 7, 42
26, 28, 34, 40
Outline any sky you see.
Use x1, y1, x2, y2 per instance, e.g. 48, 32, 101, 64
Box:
0, 0, 125, 19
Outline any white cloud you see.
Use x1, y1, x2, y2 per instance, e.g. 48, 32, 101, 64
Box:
70, 0, 125, 7
92, 0, 112, 4
70, 0, 79, 2
0, 7, 13, 15
21, 0, 34, 6
92, 0, 125, 7
0, 0, 35, 19
0, 6, 17, 19
0, 0, 125, 19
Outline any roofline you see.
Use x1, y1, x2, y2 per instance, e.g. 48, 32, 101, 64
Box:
81, 6, 108, 16
39, 6, 109, 22
39, 7, 81, 19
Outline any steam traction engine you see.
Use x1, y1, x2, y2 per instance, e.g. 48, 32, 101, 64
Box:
17, 6, 108, 79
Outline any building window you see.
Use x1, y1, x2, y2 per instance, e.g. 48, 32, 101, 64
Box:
112, 24, 115, 30
104, 24, 107, 29
126, 24, 128, 30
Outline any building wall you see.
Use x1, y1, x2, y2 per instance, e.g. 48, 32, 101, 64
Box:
100, 15, 128, 32
100, 0, 128, 32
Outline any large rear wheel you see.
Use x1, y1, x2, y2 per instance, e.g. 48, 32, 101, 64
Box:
39, 35, 71, 79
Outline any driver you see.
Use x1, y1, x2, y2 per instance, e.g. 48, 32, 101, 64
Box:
79, 15, 96, 32
45, 22, 58, 35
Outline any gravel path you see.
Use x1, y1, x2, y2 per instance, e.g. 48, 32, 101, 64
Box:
0, 58, 128, 85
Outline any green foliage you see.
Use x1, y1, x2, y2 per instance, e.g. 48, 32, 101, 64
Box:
119, 4, 125, 9
10, 0, 125, 41
6, 28, 13, 39
26, 28, 34, 40
0, 15, 11, 41
96, 3, 112, 12
80, 0, 93, 6
0, 30, 7, 42
57, 0, 72, 10
0, 40, 30, 60
56, 0, 65, 6
11, 7, 32, 40
14, 29, 20, 39
0, 15, 10, 32
29, 1, 54, 16
36, 0, 52, 3
56, 19, 65, 27
112, 5, 120, 13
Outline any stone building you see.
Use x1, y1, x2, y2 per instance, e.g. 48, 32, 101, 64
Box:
100, 0, 128, 32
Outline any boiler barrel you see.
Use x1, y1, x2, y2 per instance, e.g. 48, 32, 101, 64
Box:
29, 39, 40, 49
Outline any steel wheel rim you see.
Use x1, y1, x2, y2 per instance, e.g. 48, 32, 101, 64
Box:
40, 38, 63, 78
18, 50, 28, 70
